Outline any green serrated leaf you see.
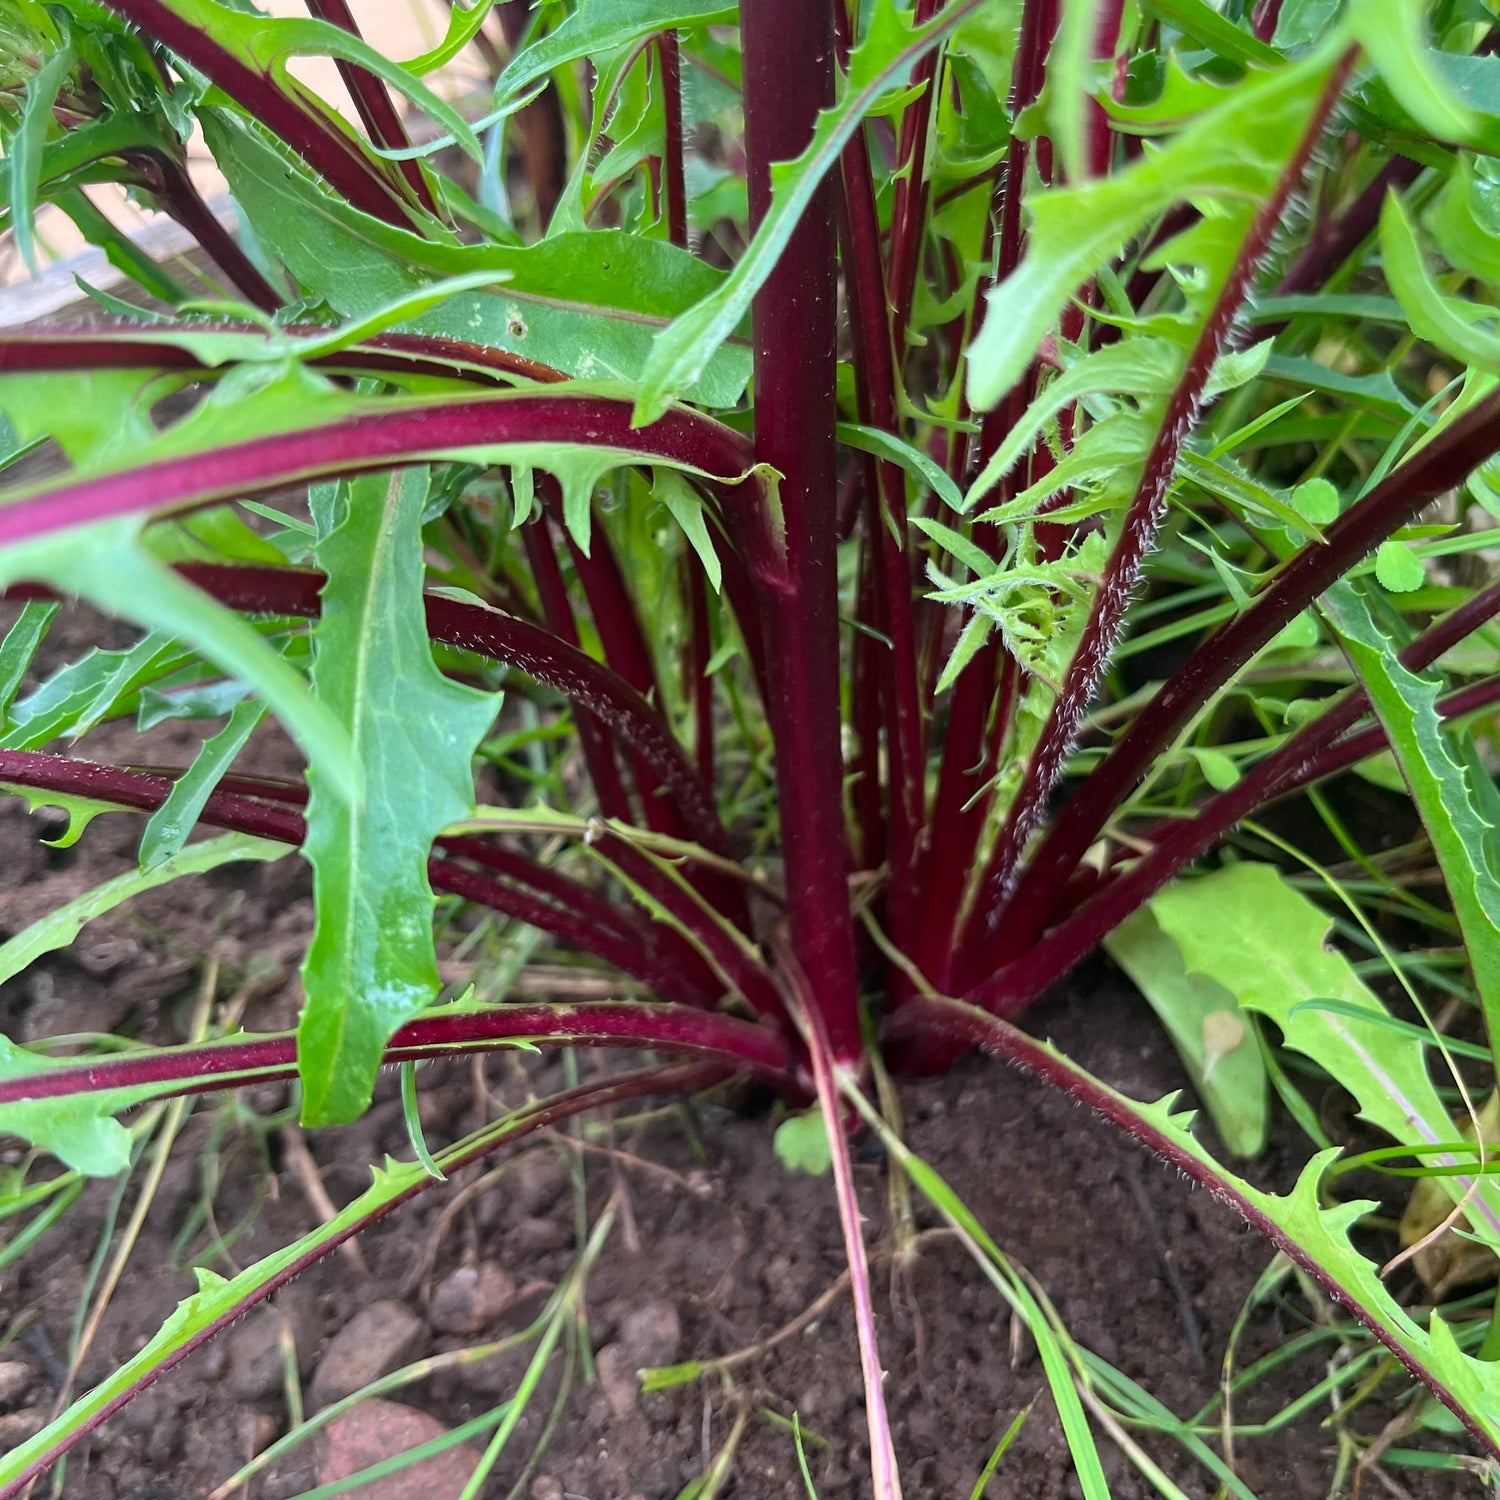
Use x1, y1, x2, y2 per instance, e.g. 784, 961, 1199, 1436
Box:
297, 469, 499, 1125
8, 41, 74, 276
1320, 580, 1500, 1037
0, 1038, 131, 1177
0, 601, 57, 728
0, 520, 360, 808
653, 468, 722, 592
1150, 861, 1500, 1242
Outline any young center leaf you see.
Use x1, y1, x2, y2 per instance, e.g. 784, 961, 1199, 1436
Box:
297, 467, 500, 1125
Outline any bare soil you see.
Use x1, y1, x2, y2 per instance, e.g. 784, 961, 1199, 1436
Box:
0, 605, 1484, 1498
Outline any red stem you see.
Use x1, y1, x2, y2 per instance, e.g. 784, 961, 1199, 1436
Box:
837, 98, 926, 948
304, 0, 438, 214
0, 1006, 795, 1107
128, 152, 284, 312
740, 0, 863, 1061
658, 31, 689, 250
887, 0, 943, 350
0, 390, 758, 546
156, 561, 730, 856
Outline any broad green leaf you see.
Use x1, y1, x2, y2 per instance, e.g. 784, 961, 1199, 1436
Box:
967, 48, 1341, 411
1104, 909, 1268, 1157
0, 521, 361, 807
297, 469, 500, 1125
1150, 861, 1500, 1244
0, 832, 286, 990
1380, 193, 1500, 373
139, 699, 269, 871
635, 0, 983, 423
7, 40, 74, 275
204, 111, 751, 404
1320, 580, 1500, 1042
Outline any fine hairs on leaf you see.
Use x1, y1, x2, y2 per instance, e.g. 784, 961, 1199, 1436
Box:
2, 1, 1500, 1495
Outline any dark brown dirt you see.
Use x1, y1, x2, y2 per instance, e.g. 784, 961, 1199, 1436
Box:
0, 606, 1487, 1498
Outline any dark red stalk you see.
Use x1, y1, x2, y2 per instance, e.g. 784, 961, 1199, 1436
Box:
969, 580, 1500, 1020
884, 996, 1500, 1462
657, 31, 689, 250
513, 524, 740, 1006
0, 1062, 728, 1500
740, 0, 863, 1062
837, 92, 926, 942
684, 572, 716, 788
97, 0, 416, 228
886, 0, 943, 349
521, 518, 640, 827
0, 751, 716, 1006
908, 0, 1057, 991
964, 51, 1356, 981
127, 152, 285, 312
1273, 157, 1422, 303
1251, 0, 1284, 43
992, 385, 1500, 962
551, 496, 689, 840
0, 327, 567, 388
1303, 675, 1500, 778
0, 1005, 795, 1107
0, 390, 757, 546
304, 0, 438, 214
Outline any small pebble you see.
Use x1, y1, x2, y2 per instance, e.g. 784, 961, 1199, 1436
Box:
594, 1343, 639, 1420
0, 1361, 34, 1409
319, 1399, 479, 1500
428, 1262, 517, 1335
0, 1407, 47, 1447
615, 1300, 681, 1371
310, 1300, 423, 1408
